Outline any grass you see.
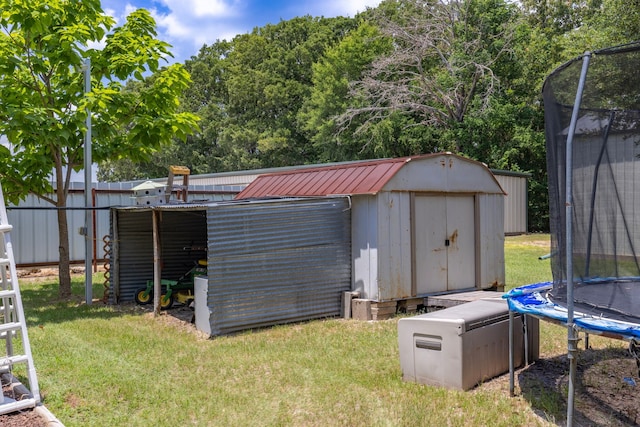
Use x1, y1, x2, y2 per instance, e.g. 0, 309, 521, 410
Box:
12, 234, 624, 426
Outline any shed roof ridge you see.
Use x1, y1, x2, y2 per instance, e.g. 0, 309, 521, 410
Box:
257, 155, 423, 177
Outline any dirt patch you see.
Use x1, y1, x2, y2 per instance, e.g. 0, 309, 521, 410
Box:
0, 409, 47, 427
17, 265, 96, 280
476, 344, 640, 426
1, 376, 48, 427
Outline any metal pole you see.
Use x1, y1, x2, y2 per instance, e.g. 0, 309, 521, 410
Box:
153, 210, 161, 315
565, 51, 591, 427
83, 58, 93, 305
509, 310, 515, 396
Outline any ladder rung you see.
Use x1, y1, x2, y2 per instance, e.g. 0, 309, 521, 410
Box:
0, 258, 10, 265
0, 289, 16, 299
0, 397, 37, 415
0, 354, 29, 367
0, 322, 21, 334
0, 331, 17, 340
0, 224, 12, 233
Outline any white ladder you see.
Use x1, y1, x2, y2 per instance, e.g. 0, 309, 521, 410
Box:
0, 184, 40, 414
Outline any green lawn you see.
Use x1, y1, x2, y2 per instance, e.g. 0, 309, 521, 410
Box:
12, 234, 620, 426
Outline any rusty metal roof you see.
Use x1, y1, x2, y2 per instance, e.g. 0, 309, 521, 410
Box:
236, 155, 429, 199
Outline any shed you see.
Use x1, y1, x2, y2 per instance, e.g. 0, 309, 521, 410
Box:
109, 197, 351, 336
236, 153, 506, 310
492, 170, 530, 235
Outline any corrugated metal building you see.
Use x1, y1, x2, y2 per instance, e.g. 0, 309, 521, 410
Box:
8, 181, 240, 266
236, 153, 506, 307
492, 170, 530, 235
110, 197, 351, 336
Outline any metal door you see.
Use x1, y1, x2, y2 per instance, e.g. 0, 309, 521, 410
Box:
414, 195, 476, 294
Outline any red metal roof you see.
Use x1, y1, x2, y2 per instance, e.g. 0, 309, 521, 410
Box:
236, 155, 423, 199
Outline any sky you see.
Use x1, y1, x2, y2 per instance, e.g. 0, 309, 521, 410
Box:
101, 0, 384, 64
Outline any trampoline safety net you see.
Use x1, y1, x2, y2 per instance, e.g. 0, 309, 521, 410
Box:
544, 41, 640, 324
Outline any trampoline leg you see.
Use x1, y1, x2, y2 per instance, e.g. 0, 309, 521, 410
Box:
567, 324, 580, 427
584, 332, 589, 350
509, 310, 515, 396
524, 314, 529, 366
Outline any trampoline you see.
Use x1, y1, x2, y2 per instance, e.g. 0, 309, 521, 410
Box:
503, 41, 640, 426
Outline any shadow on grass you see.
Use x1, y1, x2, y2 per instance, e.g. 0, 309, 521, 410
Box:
19, 280, 144, 326
518, 346, 640, 426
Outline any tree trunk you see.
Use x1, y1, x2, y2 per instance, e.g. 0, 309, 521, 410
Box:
57, 206, 72, 298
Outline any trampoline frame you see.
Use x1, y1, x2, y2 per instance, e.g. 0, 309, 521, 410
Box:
505, 46, 640, 427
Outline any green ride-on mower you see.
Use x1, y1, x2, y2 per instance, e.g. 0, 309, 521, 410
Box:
134, 259, 207, 309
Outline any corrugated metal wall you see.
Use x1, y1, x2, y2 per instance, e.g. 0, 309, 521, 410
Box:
493, 172, 529, 235
111, 209, 153, 304
204, 197, 352, 336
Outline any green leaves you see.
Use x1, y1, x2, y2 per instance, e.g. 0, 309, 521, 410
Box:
99, 9, 171, 81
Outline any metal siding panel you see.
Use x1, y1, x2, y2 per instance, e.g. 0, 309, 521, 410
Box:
68, 193, 86, 262
111, 210, 153, 303
494, 174, 527, 234
352, 196, 378, 300
205, 197, 351, 336
376, 194, 392, 300
375, 192, 412, 301
477, 194, 505, 289
8, 196, 58, 265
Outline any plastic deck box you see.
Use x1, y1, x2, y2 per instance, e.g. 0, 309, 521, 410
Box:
398, 297, 538, 390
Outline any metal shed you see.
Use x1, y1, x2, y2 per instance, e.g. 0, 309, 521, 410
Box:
236, 153, 506, 313
492, 170, 530, 235
109, 197, 351, 336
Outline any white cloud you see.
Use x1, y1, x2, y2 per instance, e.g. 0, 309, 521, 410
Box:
153, 11, 192, 39
295, 0, 381, 18
161, 0, 237, 18
139, 0, 244, 59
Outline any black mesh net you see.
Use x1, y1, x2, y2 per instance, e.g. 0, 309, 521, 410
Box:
544, 41, 640, 324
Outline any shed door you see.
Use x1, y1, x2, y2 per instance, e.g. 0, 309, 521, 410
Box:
414, 195, 476, 294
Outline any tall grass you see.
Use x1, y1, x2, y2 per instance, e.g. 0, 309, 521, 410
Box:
14, 235, 616, 426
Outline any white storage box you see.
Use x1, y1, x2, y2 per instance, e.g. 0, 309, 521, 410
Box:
398, 298, 538, 390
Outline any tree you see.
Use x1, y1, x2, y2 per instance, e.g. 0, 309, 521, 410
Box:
98, 41, 237, 181
336, 0, 522, 153
223, 16, 357, 168
298, 21, 396, 161
0, 0, 199, 297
